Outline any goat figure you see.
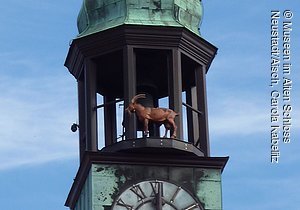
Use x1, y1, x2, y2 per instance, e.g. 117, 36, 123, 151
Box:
125, 94, 179, 138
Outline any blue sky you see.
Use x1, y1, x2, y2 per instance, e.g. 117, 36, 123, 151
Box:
0, 1, 299, 210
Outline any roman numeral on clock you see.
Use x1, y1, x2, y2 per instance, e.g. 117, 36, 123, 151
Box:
170, 186, 181, 203
116, 198, 133, 210
150, 181, 164, 197
130, 184, 147, 201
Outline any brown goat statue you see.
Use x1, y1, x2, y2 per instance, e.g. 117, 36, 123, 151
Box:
125, 94, 179, 138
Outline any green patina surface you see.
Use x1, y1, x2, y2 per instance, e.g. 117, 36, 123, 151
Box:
196, 169, 223, 210
77, 0, 203, 37
74, 164, 223, 210
75, 169, 93, 210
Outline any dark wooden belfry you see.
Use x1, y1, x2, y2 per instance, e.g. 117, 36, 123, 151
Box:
65, 1, 228, 210
66, 26, 216, 158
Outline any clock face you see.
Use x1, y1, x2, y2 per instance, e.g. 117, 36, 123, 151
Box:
112, 180, 203, 210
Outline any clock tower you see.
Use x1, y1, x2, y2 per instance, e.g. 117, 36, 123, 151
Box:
65, 1, 228, 209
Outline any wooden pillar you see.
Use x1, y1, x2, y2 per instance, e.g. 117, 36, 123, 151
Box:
195, 65, 210, 156
123, 46, 137, 139
84, 59, 98, 151
104, 96, 117, 146
186, 86, 199, 144
168, 49, 183, 139
77, 77, 86, 161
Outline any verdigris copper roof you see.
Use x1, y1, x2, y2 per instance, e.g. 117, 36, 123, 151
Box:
77, 0, 203, 38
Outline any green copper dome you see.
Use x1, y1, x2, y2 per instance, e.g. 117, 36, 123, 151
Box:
77, 0, 203, 37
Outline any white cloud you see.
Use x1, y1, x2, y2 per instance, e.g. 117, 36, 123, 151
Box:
207, 85, 300, 136
208, 96, 268, 135
0, 56, 78, 171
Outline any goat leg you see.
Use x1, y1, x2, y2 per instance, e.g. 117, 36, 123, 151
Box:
143, 119, 149, 137
169, 119, 177, 138
162, 122, 171, 138
163, 128, 169, 138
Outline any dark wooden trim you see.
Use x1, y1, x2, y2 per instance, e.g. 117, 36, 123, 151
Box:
180, 31, 217, 70
123, 46, 137, 139
168, 49, 183, 139
104, 96, 117, 146
100, 138, 205, 157
84, 60, 98, 151
195, 65, 210, 156
65, 154, 93, 210
77, 78, 86, 161
65, 25, 217, 79
65, 43, 85, 79
186, 87, 197, 144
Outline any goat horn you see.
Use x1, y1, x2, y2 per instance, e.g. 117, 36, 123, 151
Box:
131, 94, 146, 103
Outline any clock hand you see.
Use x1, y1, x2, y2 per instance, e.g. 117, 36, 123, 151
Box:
155, 182, 163, 210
